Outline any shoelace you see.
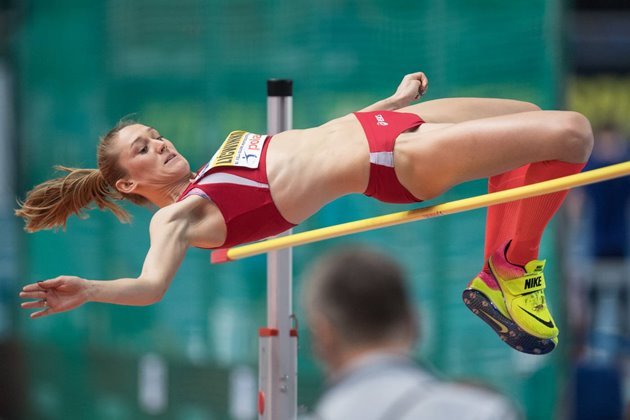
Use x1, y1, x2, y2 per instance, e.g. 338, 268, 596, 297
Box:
523, 291, 546, 312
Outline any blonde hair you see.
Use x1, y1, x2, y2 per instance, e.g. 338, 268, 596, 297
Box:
15, 120, 150, 232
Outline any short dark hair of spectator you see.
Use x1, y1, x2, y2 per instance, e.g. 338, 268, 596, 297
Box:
303, 246, 417, 347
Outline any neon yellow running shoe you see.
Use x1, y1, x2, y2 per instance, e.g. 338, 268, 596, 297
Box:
488, 241, 559, 339
463, 270, 558, 354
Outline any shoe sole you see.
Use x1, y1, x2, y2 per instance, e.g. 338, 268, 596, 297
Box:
462, 288, 556, 355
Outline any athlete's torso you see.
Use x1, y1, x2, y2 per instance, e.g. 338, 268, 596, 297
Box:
266, 113, 370, 222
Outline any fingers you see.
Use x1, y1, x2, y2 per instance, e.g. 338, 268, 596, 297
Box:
19, 277, 71, 319
398, 72, 428, 102
19, 290, 47, 300
20, 285, 48, 315
404, 71, 428, 95
36, 278, 65, 289
416, 73, 428, 96
21, 299, 47, 309
30, 308, 52, 319
403, 71, 427, 84
420, 74, 428, 95
20, 293, 52, 318
21, 277, 65, 293
21, 283, 44, 292
20, 279, 55, 319
404, 71, 425, 78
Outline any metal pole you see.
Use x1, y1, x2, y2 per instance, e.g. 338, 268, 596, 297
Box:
258, 79, 296, 420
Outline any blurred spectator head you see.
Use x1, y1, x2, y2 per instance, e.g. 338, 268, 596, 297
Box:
302, 246, 418, 373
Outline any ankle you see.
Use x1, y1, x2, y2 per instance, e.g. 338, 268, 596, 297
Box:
479, 269, 499, 289
505, 240, 537, 268
491, 241, 527, 279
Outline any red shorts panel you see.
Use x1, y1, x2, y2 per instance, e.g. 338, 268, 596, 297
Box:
353, 111, 425, 204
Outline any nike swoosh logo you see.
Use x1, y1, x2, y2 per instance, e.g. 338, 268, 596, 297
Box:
519, 306, 555, 329
480, 310, 509, 333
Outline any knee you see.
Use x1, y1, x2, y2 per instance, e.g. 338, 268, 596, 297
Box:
558, 111, 594, 162
415, 185, 445, 201
522, 101, 542, 112
411, 175, 452, 201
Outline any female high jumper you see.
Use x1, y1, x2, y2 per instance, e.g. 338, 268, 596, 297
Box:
16, 72, 593, 354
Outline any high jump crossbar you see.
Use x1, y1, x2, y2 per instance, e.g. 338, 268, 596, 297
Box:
213, 160, 630, 264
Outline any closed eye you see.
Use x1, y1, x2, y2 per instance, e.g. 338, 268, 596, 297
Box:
136, 139, 149, 154
149, 128, 163, 140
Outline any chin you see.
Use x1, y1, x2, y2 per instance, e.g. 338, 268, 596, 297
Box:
174, 158, 191, 174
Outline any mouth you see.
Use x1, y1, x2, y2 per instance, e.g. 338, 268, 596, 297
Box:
164, 153, 177, 164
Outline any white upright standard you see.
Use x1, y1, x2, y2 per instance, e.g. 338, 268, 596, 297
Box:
258, 79, 297, 420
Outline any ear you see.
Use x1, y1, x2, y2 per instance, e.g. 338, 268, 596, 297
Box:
115, 178, 137, 194
309, 312, 341, 358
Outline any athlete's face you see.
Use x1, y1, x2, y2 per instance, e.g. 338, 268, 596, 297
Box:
113, 124, 191, 194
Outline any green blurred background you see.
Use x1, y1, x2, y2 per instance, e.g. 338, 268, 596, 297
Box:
0, 0, 625, 419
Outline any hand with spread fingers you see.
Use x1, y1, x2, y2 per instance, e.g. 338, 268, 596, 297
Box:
19, 276, 90, 319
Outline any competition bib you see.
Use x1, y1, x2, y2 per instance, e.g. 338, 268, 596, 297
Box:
208, 131, 268, 170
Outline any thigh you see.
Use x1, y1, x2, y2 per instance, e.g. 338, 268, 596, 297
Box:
394, 110, 589, 200
398, 97, 541, 123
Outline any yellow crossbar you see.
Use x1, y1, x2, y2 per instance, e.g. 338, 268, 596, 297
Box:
211, 161, 630, 263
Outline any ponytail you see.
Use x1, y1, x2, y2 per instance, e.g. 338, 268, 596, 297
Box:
15, 165, 131, 232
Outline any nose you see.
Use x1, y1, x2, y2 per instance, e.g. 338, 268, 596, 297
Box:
156, 140, 167, 154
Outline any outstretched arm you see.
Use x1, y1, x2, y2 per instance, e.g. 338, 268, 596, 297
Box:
19, 209, 190, 318
359, 72, 428, 112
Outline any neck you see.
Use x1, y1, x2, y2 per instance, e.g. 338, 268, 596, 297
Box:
327, 341, 412, 381
143, 176, 193, 208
